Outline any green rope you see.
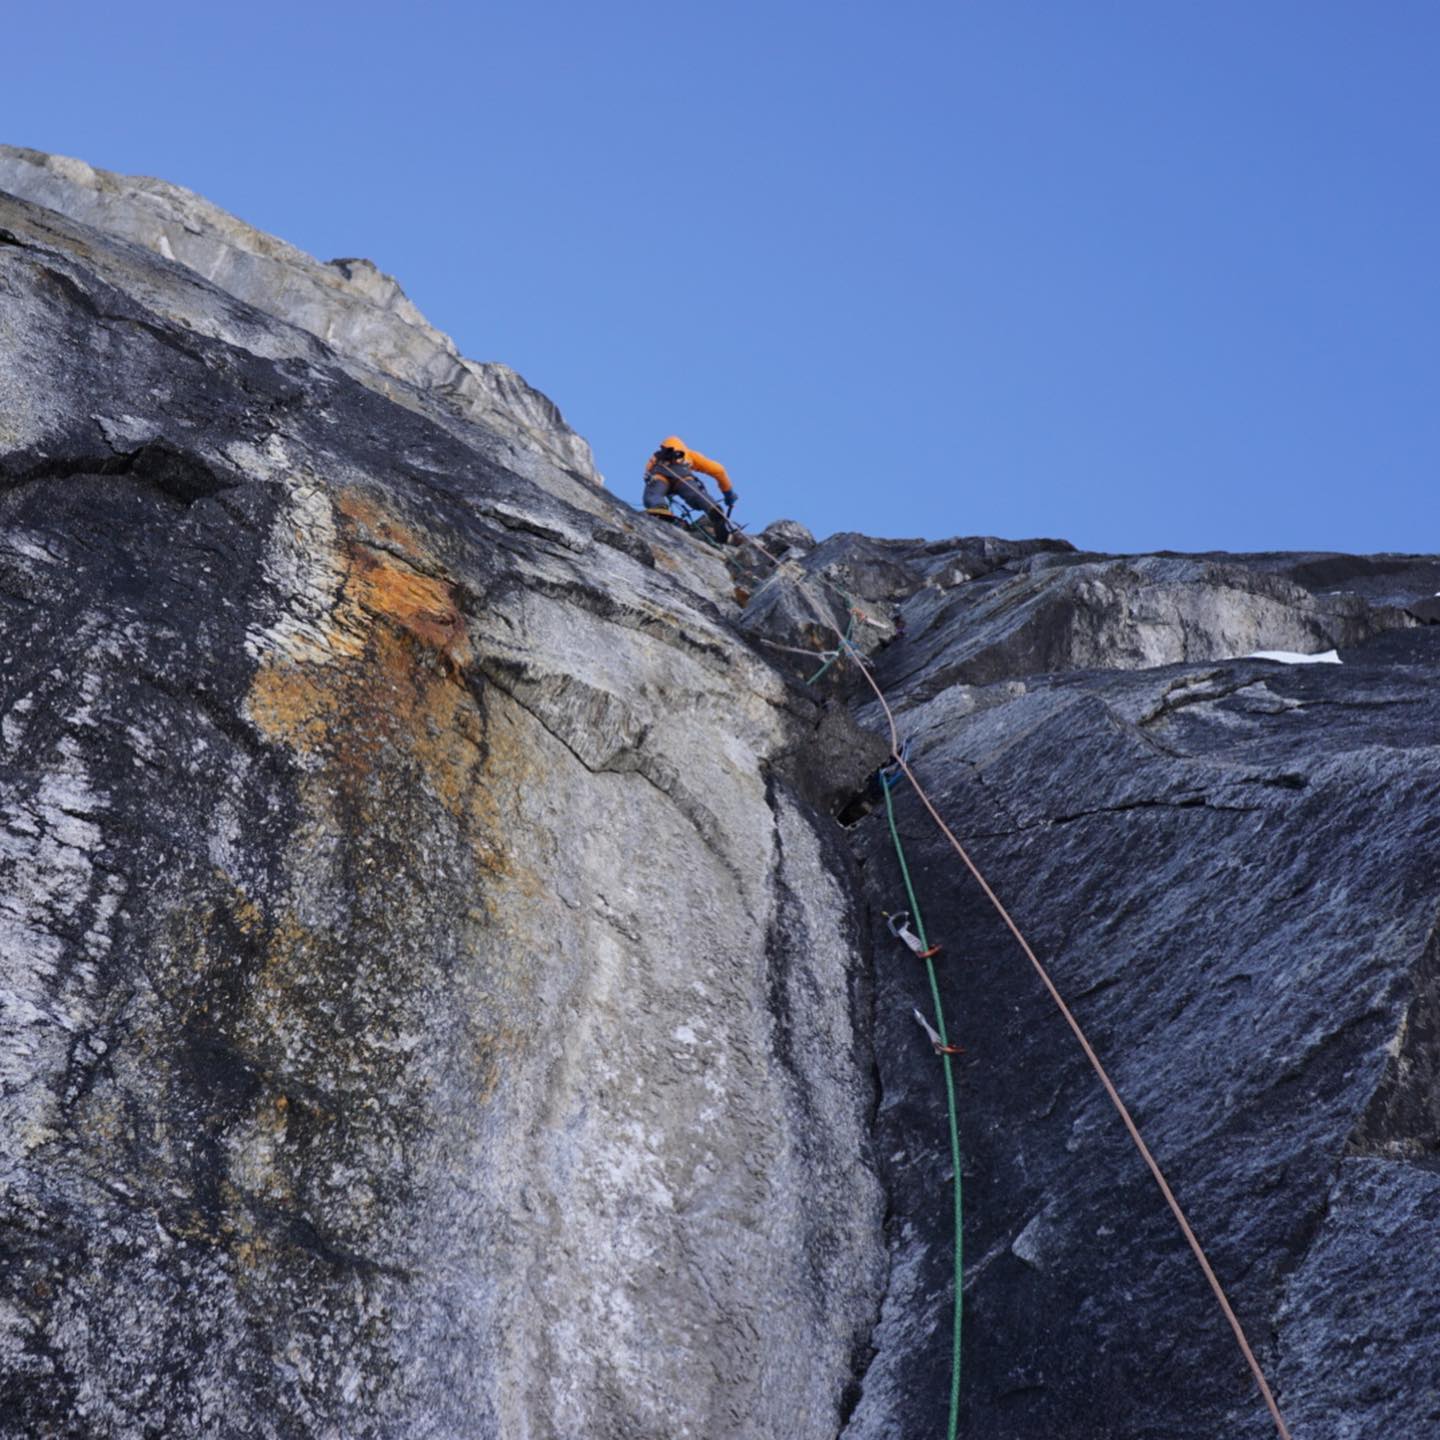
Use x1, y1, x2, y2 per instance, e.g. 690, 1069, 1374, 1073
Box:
883, 776, 964, 1440
804, 609, 855, 685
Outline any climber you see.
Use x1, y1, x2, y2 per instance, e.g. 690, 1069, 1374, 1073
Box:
642, 436, 737, 544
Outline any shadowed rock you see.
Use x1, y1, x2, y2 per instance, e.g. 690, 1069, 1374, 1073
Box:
843, 599, 1440, 1440
887, 553, 1417, 695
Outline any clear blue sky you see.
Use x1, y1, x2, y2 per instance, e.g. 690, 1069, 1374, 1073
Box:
5, 2, 1436, 553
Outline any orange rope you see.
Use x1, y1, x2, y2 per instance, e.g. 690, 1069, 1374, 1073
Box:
843, 640, 1294, 1440
733, 527, 1294, 1437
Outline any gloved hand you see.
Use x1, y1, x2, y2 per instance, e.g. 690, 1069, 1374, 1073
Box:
724, 490, 738, 511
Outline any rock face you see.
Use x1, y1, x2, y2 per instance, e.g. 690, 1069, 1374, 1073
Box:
0, 181, 883, 1438
0, 146, 602, 490
4, 155, 1440, 1440
819, 559, 1440, 1439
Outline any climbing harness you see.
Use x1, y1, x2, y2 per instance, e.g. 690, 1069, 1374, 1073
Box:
731, 525, 1296, 1440
652, 496, 734, 551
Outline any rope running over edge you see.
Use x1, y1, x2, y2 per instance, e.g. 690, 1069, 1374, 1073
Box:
729, 526, 1294, 1440
843, 635, 1295, 1440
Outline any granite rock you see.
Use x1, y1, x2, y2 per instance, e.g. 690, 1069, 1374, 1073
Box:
0, 184, 884, 1439
757, 519, 816, 556
839, 581, 1440, 1440
0, 145, 602, 491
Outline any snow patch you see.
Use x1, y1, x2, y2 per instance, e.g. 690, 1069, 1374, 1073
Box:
1247, 649, 1342, 665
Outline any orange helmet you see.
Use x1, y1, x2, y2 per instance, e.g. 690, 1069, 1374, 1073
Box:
660, 435, 687, 455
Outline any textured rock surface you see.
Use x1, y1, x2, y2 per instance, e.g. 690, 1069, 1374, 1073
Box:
736, 534, 1075, 680
832, 595, 1440, 1439
0, 183, 884, 1438
4, 151, 1440, 1440
0, 145, 602, 489
756, 519, 816, 556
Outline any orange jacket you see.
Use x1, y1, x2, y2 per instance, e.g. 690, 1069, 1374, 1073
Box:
647, 436, 733, 495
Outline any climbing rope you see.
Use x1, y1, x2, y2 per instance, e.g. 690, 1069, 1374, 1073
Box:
852, 642, 1295, 1440
805, 610, 855, 685
751, 635, 841, 663
732, 534, 1295, 1440
734, 529, 891, 649
882, 770, 964, 1440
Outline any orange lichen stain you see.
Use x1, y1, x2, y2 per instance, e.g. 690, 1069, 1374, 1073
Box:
247, 660, 342, 755
349, 547, 471, 663
243, 485, 562, 916
336, 489, 471, 665
236, 486, 548, 1111
248, 488, 473, 774
334, 489, 422, 557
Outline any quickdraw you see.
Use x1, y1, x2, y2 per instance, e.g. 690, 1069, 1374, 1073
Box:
914, 1008, 964, 1056
886, 910, 943, 961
